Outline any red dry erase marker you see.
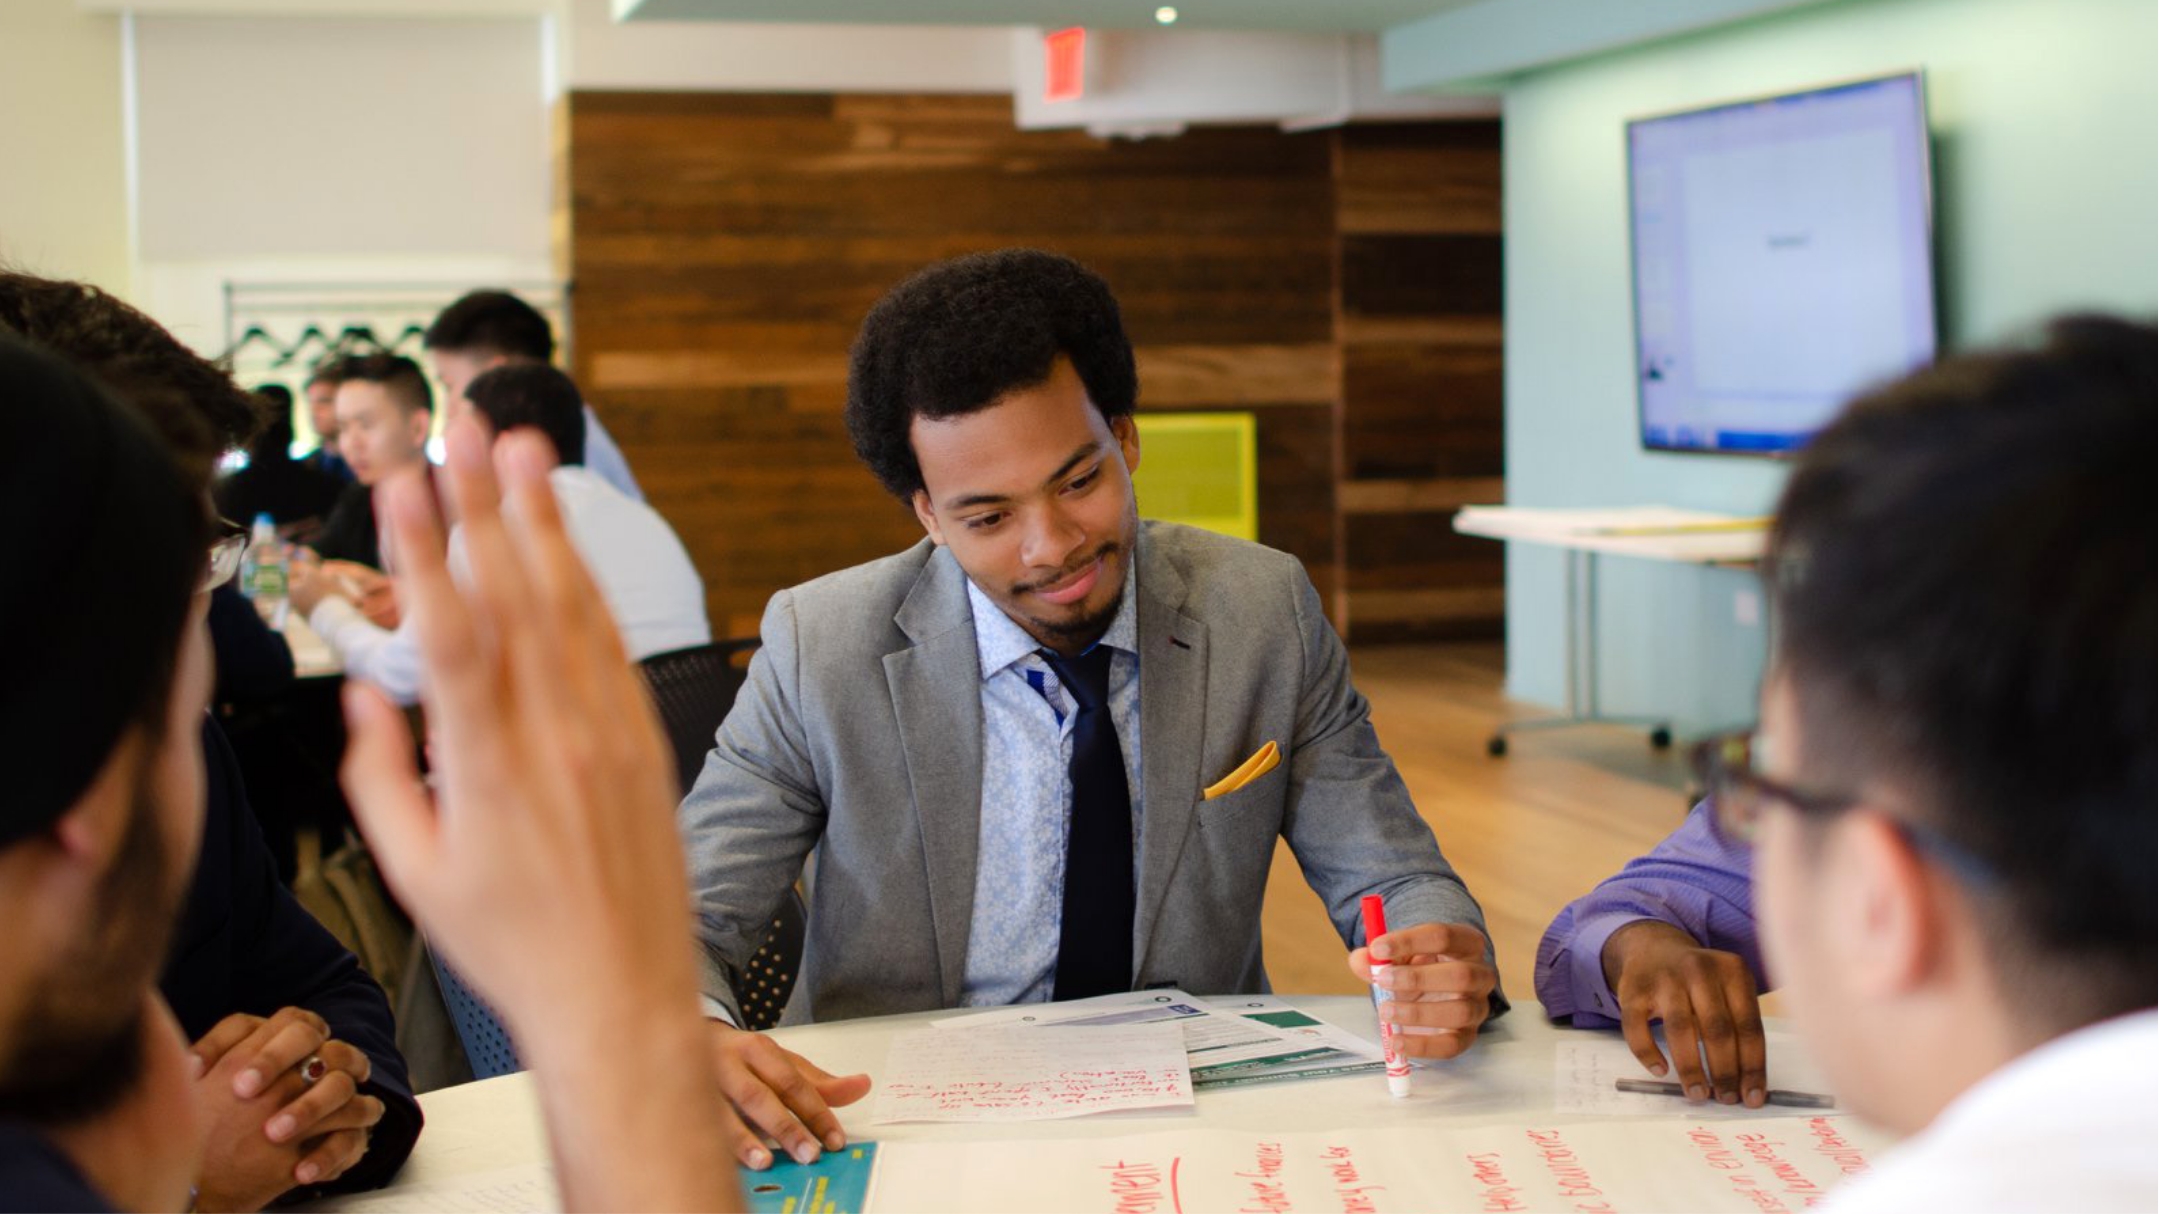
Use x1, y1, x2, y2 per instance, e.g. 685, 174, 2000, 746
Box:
1362, 894, 1412, 1098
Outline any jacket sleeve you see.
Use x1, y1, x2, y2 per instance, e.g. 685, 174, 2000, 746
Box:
1533, 799, 1761, 1026
676, 588, 827, 1023
201, 724, 423, 1194
1274, 563, 1508, 1016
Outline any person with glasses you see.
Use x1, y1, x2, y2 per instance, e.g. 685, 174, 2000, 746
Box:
0, 271, 423, 1209
1543, 315, 2155, 1212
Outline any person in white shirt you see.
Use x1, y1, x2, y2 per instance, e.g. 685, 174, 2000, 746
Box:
292, 362, 708, 704
421, 289, 644, 502
1711, 316, 2154, 1213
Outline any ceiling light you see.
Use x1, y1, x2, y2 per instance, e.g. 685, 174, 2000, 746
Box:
1155, 6, 1179, 24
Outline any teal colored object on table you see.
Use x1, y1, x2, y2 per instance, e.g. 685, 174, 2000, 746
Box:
740, 1142, 880, 1214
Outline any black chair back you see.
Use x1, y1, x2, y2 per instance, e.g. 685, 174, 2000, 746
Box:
638, 638, 760, 794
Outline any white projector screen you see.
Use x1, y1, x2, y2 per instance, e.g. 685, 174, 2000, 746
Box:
1629, 72, 1937, 456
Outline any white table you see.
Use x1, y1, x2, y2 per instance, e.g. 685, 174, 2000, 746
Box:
322, 997, 1881, 1211
1453, 505, 1767, 757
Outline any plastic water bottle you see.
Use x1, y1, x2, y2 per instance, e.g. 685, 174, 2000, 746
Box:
240, 513, 291, 629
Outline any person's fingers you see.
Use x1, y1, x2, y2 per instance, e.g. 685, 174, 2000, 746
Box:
316, 1039, 372, 1086
1399, 1023, 1479, 1060
339, 680, 439, 909
1344, 946, 1375, 984
265, 1071, 357, 1144
785, 1050, 872, 1147
433, 420, 536, 688
232, 1010, 331, 1099
189, 1013, 264, 1075
1687, 968, 1745, 1105
1729, 970, 1771, 1108
1379, 993, 1485, 1032
1373, 958, 1497, 998
1660, 994, 1712, 1102
712, 1099, 778, 1171
737, 1043, 842, 1163
293, 1126, 371, 1187
1369, 922, 1487, 965
1618, 997, 1671, 1079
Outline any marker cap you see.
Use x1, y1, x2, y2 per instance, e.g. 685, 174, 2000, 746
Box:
1360, 894, 1388, 945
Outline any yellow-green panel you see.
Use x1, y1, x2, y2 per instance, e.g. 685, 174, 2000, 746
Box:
1130, 412, 1257, 542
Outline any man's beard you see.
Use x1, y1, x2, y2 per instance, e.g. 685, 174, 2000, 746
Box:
1018, 540, 1125, 649
0, 767, 183, 1127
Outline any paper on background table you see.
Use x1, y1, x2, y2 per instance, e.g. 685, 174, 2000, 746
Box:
933, 989, 1345, 1081
869, 1117, 1892, 1213
874, 1024, 1192, 1124
1554, 1029, 1837, 1116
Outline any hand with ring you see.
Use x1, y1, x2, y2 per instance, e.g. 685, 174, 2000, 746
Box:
188, 1007, 385, 1211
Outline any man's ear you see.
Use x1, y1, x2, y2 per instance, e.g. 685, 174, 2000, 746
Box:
1112, 414, 1141, 477
911, 490, 946, 547
49, 732, 145, 867
1841, 811, 1947, 999
408, 407, 434, 450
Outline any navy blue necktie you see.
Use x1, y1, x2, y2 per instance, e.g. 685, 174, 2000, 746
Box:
1037, 645, 1135, 1000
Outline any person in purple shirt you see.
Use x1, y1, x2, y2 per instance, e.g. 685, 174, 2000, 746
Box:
1537, 793, 1770, 1106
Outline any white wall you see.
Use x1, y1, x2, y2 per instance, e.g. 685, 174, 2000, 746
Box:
563, 0, 1012, 92
133, 14, 552, 261
0, 0, 131, 294
1481, 0, 2157, 734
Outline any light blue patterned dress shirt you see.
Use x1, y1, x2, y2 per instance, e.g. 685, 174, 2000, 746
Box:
959, 570, 1143, 1006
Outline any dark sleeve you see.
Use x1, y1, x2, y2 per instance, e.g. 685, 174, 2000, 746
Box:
0, 1126, 112, 1213
166, 722, 422, 1195
206, 583, 295, 703
310, 483, 380, 568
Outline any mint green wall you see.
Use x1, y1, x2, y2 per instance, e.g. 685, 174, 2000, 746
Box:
1476, 0, 2156, 735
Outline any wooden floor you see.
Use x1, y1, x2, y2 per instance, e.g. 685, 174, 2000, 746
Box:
1259, 641, 1699, 1003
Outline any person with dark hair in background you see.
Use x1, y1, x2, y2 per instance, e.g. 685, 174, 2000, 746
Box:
213, 385, 343, 546
306, 353, 434, 577
677, 248, 1501, 1170
290, 361, 707, 705
300, 360, 354, 484
423, 288, 644, 501
0, 270, 422, 1209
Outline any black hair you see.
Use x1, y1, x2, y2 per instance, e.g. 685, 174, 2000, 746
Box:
463, 362, 587, 467
845, 248, 1138, 500
424, 290, 554, 362
1766, 314, 2156, 1027
0, 269, 263, 492
247, 386, 297, 464
338, 352, 434, 417
0, 332, 208, 846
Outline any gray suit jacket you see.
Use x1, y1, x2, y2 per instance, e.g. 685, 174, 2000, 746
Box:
680, 521, 1496, 1024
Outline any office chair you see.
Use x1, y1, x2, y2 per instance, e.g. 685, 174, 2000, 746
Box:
638, 638, 761, 793
430, 948, 521, 1080
638, 638, 806, 1029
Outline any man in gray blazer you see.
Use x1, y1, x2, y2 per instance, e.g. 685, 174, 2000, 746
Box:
680, 249, 1501, 1170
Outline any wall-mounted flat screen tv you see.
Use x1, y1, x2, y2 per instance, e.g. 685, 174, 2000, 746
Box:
1629, 71, 1937, 456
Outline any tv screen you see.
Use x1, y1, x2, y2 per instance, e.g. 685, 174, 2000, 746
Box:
1629, 71, 1938, 455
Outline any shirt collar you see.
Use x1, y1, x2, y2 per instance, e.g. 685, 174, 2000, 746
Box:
966, 559, 1139, 682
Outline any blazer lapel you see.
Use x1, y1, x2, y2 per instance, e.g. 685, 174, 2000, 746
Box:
883, 546, 984, 1008
1134, 527, 1208, 976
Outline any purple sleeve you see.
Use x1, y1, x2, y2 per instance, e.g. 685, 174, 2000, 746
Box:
1533, 800, 1762, 1027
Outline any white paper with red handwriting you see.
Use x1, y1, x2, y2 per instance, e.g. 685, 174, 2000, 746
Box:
873, 1024, 1194, 1124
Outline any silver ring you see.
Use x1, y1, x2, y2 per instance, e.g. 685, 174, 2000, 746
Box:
300, 1055, 329, 1086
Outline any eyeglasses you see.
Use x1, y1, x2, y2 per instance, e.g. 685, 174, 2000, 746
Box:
202, 517, 249, 593
1692, 728, 1996, 886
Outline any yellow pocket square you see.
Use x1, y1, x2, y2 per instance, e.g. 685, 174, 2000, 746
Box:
1203, 741, 1281, 800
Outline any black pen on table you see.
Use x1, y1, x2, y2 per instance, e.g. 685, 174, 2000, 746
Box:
1614, 1078, 1837, 1109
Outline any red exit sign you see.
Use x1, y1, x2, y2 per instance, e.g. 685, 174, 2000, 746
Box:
1043, 26, 1086, 103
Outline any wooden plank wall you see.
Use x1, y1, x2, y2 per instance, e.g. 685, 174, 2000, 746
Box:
1335, 123, 1506, 641
564, 92, 1501, 641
